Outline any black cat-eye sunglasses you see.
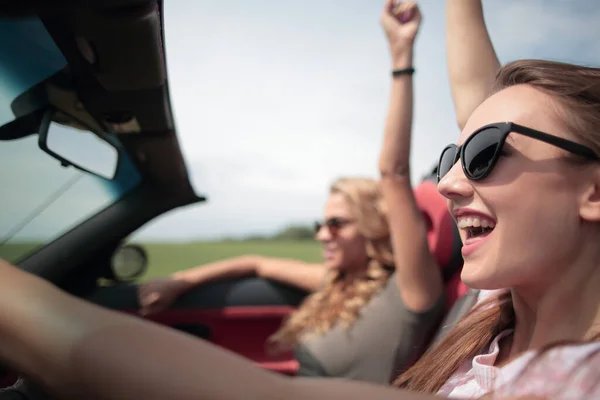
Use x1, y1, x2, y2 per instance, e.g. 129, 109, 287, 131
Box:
437, 122, 599, 182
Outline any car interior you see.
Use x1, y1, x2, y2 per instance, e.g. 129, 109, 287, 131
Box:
0, 0, 474, 397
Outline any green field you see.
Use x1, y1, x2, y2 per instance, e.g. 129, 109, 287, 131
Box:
0, 243, 40, 263
0, 240, 323, 281
138, 240, 322, 280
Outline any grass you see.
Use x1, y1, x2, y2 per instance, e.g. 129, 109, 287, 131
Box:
0, 243, 41, 264
0, 240, 323, 281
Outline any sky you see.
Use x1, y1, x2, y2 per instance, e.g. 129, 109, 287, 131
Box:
132, 0, 600, 241
2, 0, 600, 243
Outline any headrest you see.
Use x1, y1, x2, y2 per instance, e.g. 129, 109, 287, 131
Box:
413, 180, 462, 278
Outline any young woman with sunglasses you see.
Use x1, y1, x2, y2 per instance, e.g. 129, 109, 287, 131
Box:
387, 1, 600, 396
135, 1, 444, 384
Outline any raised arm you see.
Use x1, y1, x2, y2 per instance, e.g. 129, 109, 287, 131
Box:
446, 0, 501, 129
139, 255, 326, 314
379, 1, 444, 312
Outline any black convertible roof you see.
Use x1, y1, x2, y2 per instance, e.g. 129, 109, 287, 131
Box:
1, 0, 201, 196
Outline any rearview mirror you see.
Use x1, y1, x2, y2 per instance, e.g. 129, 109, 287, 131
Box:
38, 110, 120, 180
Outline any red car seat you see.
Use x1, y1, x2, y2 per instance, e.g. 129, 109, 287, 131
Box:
413, 178, 467, 310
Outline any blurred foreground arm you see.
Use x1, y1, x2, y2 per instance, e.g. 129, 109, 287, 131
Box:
446, 0, 501, 129
379, 1, 443, 312
0, 259, 440, 400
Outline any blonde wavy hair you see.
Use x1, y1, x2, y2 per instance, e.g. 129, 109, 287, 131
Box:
267, 177, 395, 353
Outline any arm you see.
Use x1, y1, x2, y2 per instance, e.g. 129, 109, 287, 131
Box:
379, 1, 444, 312
171, 255, 326, 293
0, 260, 437, 400
138, 256, 326, 314
446, 0, 501, 129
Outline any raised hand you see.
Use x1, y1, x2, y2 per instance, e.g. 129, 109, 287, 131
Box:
381, 0, 422, 67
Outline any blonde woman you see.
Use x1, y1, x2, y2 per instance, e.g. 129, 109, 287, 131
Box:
137, 176, 445, 383
136, 1, 444, 384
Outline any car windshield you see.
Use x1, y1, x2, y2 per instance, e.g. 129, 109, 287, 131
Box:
0, 18, 141, 263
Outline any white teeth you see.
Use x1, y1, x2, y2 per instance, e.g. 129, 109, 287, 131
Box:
457, 216, 495, 229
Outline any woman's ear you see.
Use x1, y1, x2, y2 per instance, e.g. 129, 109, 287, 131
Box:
579, 168, 600, 222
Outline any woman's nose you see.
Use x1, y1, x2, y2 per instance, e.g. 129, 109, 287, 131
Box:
437, 163, 474, 201
315, 225, 332, 242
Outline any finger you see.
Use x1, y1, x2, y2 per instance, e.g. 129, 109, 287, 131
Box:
147, 292, 161, 303
413, 7, 422, 23
140, 292, 161, 307
384, 0, 396, 13
393, 1, 416, 12
392, 1, 409, 15
139, 296, 150, 307
393, 1, 418, 21
407, 5, 422, 24
382, 0, 402, 26
139, 297, 163, 314
139, 306, 157, 316
140, 302, 165, 316
138, 283, 156, 296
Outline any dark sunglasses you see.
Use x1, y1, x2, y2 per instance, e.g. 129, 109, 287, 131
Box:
437, 122, 599, 182
314, 217, 354, 234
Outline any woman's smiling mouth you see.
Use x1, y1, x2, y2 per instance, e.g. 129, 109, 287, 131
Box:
457, 216, 495, 240
453, 209, 497, 257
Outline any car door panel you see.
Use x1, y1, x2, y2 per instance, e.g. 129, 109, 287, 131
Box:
86, 277, 308, 376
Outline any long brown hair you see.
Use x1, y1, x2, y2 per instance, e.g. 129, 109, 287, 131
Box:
393, 59, 600, 393
267, 177, 395, 353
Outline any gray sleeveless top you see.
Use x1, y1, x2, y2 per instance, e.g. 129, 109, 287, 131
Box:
293, 273, 445, 384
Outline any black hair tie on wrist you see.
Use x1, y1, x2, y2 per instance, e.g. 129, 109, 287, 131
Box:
392, 67, 415, 77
